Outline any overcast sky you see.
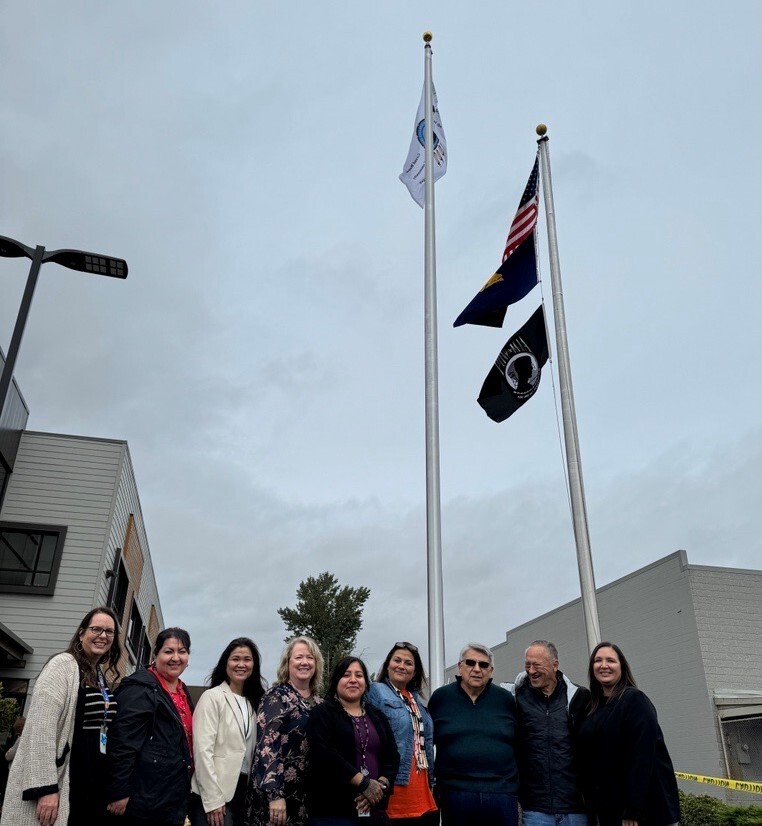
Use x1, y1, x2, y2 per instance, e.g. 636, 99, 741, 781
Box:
2, 2, 761, 685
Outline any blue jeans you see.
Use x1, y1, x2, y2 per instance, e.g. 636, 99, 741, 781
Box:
521, 812, 588, 826
439, 789, 518, 826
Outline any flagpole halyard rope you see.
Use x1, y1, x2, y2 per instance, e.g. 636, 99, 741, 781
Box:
536, 217, 574, 519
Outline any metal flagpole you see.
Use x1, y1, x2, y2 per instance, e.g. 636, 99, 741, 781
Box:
536, 124, 601, 653
422, 32, 445, 689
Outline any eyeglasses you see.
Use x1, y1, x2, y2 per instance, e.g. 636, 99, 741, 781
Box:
88, 626, 116, 638
394, 641, 418, 652
461, 658, 491, 669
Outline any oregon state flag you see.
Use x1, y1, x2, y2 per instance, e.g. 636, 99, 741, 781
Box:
455, 156, 539, 328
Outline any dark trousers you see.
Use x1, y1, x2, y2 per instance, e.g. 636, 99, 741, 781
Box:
438, 789, 518, 826
188, 773, 248, 826
390, 812, 440, 826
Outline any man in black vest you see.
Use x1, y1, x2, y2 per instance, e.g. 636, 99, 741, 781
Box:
511, 641, 589, 826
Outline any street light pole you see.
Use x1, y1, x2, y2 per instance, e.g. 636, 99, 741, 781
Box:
0, 234, 128, 424
0, 245, 45, 423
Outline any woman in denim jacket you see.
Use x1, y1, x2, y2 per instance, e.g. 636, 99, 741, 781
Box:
367, 643, 437, 826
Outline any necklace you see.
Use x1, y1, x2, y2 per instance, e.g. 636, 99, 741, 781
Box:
232, 693, 250, 739
349, 710, 370, 775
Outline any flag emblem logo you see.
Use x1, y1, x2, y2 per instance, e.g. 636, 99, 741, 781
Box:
415, 119, 446, 164
504, 351, 541, 398
477, 304, 549, 422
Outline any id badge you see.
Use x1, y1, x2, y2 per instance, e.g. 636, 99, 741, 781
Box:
99, 725, 108, 754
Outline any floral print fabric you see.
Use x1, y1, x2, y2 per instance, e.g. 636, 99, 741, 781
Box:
245, 682, 322, 826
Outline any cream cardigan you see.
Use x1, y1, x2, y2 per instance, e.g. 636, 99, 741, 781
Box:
0, 653, 79, 826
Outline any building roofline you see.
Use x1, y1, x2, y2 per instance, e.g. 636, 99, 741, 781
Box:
23, 430, 128, 447
684, 560, 762, 576
0, 347, 30, 414
499, 551, 687, 640
498, 548, 761, 645
0, 619, 34, 655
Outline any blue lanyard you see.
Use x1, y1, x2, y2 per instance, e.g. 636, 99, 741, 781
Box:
97, 666, 111, 727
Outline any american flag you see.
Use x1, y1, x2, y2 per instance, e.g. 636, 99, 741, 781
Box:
502, 155, 540, 262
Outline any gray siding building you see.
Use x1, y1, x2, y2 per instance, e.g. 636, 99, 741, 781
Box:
447, 551, 762, 800
0, 430, 164, 712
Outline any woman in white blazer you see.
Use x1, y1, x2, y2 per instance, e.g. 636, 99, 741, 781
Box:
190, 638, 266, 826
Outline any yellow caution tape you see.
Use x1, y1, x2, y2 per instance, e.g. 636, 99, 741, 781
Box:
675, 772, 762, 795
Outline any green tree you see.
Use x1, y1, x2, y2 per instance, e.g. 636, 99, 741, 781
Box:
0, 682, 19, 736
278, 572, 371, 679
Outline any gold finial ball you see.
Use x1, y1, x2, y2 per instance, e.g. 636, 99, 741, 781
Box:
423, 31, 433, 42
536, 123, 548, 136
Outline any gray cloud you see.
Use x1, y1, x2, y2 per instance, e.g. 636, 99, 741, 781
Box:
1, 1, 761, 687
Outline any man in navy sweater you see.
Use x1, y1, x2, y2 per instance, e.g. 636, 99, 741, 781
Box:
428, 643, 519, 826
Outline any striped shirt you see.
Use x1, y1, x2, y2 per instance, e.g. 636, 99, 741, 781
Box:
81, 685, 117, 731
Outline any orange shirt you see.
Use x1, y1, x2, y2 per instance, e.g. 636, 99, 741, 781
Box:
386, 689, 437, 819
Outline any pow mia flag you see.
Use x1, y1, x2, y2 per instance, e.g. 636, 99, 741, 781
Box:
478, 304, 549, 422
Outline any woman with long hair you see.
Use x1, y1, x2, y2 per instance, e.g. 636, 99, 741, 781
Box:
0, 605, 122, 826
245, 636, 324, 826
367, 643, 436, 826
107, 627, 194, 826
190, 638, 267, 826
306, 656, 399, 824
577, 642, 680, 826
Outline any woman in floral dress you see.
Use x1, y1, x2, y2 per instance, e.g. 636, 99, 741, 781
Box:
245, 637, 324, 826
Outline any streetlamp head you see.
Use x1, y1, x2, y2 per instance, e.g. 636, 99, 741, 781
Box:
0, 235, 34, 259
43, 248, 128, 279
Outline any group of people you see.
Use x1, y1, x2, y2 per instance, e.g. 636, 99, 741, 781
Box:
434, 641, 680, 826
0, 607, 680, 826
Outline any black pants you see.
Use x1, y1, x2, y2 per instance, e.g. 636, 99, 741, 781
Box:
390, 812, 440, 826
188, 773, 248, 826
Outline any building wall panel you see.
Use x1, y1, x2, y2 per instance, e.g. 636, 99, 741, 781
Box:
482, 553, 728, 794
0, 432, 123, 693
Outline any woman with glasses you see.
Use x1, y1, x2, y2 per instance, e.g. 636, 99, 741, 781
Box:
367, 643, 437, 826
306, 656, 399, 824
107, 627, 194, 826
0, 606, 122, 826
190, 638, 266, 826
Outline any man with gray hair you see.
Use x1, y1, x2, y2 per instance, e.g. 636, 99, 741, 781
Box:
428, 643, 519, 826
511, 640, 589, 826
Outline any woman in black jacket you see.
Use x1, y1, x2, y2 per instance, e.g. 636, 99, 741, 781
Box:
577, 642, 680, 826
306, 656, 399, 824
107, 628, 195, 826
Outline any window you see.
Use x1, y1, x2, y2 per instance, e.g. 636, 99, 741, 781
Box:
106, 553, 129, 623
139, 633, 151, 668
0, 465, 8, 509
125, 598, 145, 662
0, 678, 29, 712
0, 522, 67, 595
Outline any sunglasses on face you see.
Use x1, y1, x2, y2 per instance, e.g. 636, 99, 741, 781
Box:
461, 658, 491, 669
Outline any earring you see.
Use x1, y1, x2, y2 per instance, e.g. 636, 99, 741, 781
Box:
75, 639, 84, 653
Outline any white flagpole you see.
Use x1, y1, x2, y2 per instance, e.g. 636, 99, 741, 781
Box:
422, 32, 446, 689
536, 124, 601, 654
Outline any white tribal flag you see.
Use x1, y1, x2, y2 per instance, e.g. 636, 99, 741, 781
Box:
399, 83, 447, 207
